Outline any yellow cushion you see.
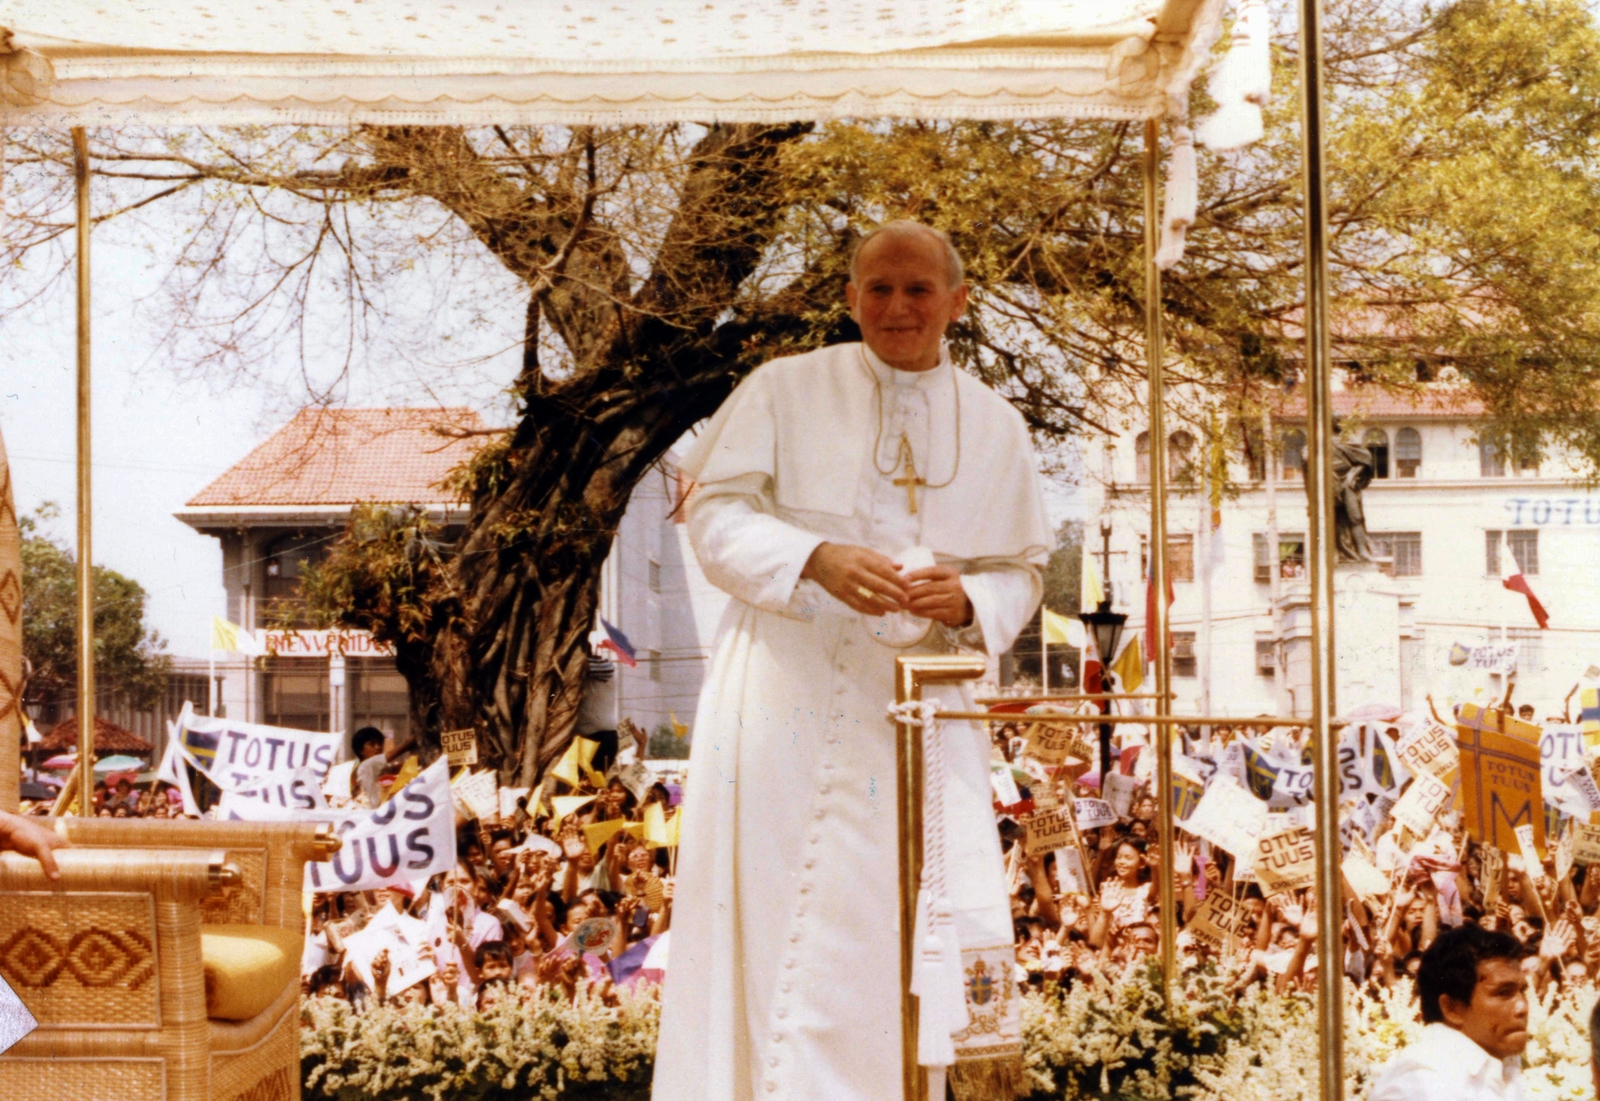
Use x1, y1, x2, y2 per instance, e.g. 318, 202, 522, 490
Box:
200, 925, 303, 1021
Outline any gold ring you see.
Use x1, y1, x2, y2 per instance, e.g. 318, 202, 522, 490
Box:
856, 585, 878, 601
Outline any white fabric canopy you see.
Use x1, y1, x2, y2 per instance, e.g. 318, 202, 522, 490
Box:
0, 0, 1222, 125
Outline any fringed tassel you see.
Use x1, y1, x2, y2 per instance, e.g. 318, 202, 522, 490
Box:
916, 933, 956, 1067
1196, 0, 1272, 151
948, 1055, 1026, 1101
1155, 123, 1197, 271
933, 899, 968, 1033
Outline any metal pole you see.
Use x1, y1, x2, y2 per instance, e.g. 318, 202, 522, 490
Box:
1296, 0, 1344, 1095
1040, 604, 1049, 694
1143, 118, 1178, 999
72, 127, 95, 818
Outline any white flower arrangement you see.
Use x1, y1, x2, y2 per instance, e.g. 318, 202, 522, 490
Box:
299, 969, 1600, 1100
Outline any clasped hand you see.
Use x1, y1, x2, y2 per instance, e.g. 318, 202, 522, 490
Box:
801, 542, 972, 627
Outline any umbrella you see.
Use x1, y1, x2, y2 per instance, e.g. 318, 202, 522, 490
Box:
19, 782, 57, 801
94, 755, 146, 773
41, 754, 76, 770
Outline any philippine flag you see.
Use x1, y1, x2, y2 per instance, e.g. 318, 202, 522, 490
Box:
598, 617, 638, 667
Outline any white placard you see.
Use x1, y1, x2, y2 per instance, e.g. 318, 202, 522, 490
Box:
1182, 777, 1269, 859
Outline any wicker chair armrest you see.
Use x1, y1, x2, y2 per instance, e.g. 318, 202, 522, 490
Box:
0, 848, 229, 903
57, 817, 341, 861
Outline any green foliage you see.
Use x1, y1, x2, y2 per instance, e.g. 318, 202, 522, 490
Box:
644, 724, 689, 760
19, 504, 171, 713
297, 505, 453, 648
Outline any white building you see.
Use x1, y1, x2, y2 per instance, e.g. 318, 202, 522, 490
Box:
1087, 383, 1600, 718
176, 407, 724, 743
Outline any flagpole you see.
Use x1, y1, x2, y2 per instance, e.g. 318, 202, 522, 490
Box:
209, 645, 217, 717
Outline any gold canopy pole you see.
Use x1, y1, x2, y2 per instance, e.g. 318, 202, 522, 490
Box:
1142, 118, 1177, 997
895, 653, 988, 1101
73, 128, 94, 817
1295, 1, 1344, 1097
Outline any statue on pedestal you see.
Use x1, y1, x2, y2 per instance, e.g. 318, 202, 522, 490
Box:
1305, 419, 1375, 563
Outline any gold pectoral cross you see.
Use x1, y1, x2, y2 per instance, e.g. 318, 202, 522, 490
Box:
891, 434, 926, 514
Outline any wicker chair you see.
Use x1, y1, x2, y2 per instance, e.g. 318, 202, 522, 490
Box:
0, 819, 338, 1101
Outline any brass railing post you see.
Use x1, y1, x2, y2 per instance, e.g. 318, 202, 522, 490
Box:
1142, 117, 1178, 998
73, 127, 94, 818
1296, 0, 1344, 1095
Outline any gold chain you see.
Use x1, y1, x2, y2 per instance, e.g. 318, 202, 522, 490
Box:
861, 345, 961, 489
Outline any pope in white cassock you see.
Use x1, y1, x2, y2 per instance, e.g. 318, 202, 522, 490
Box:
652, 222, 1051, 1101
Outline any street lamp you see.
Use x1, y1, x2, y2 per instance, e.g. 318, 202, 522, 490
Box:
1080, 522, 1128, 782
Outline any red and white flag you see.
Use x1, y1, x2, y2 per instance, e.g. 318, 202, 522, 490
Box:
1502, 573, 1549, 630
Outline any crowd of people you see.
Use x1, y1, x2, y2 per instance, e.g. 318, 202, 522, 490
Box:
13, 688, 1600, 1023
991, 693, 1600, 1007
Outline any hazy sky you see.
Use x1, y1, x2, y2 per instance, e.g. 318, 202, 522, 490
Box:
2, 228, 1081, 661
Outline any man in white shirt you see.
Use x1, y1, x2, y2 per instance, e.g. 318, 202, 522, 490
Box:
1370, 924, 1531, 1101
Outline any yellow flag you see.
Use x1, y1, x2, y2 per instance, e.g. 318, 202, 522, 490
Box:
382, 756, 420, 803
1109, 635, 1145, 694
551, 793, 596, 827
551, 735, 601, 788
665, 808, 681, 847
211, 616, 265, 654
582, 817, 630, 854
1041, 607, 1082, 647
642, 801, 669, 847
670, 711, 689, 739
1081, 554, 1105, 612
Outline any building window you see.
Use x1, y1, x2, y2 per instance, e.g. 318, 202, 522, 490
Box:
1486, 530, 1540, 576
1479, 439, 1507, 477
1370, 532, 1422, 577
1241, 424, 1266, 482
349, 660, 411, 741
1255, 639, 1277, 676
646, 649, 662, 682
648, 558, 662, 593
263, 659, 331, 732
1172, 632, 1197, 678
1134, 432, 1150, 483
1363, 428, 1390, 479
1508, 530, 1539, 575
1280, 429, 1306, 480
1169, 431, 1196, 481
1394, 427, 1421, 477
1141, 534, 1195, 583
1252, 533, 1307, 582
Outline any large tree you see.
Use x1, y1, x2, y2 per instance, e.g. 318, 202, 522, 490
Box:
4, 0, 1599, 783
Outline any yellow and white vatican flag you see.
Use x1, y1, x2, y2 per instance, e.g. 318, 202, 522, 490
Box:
210, 616, 266, 655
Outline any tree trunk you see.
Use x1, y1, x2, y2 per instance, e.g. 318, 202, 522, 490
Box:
383, 121, 819, 786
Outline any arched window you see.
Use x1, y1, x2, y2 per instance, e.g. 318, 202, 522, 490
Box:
1394, 427, 1421, 477
1479, 437, 1506, 477
1168, 430, 1196, 480
1281, 429, 1306, 480
1363, 428, 1389, 479
1135, 431, 1150, 483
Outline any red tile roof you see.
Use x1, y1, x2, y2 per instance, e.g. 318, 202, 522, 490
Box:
1271, 386, 1486, 422
40, 714, 153, 754
187, 407, 490, 508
